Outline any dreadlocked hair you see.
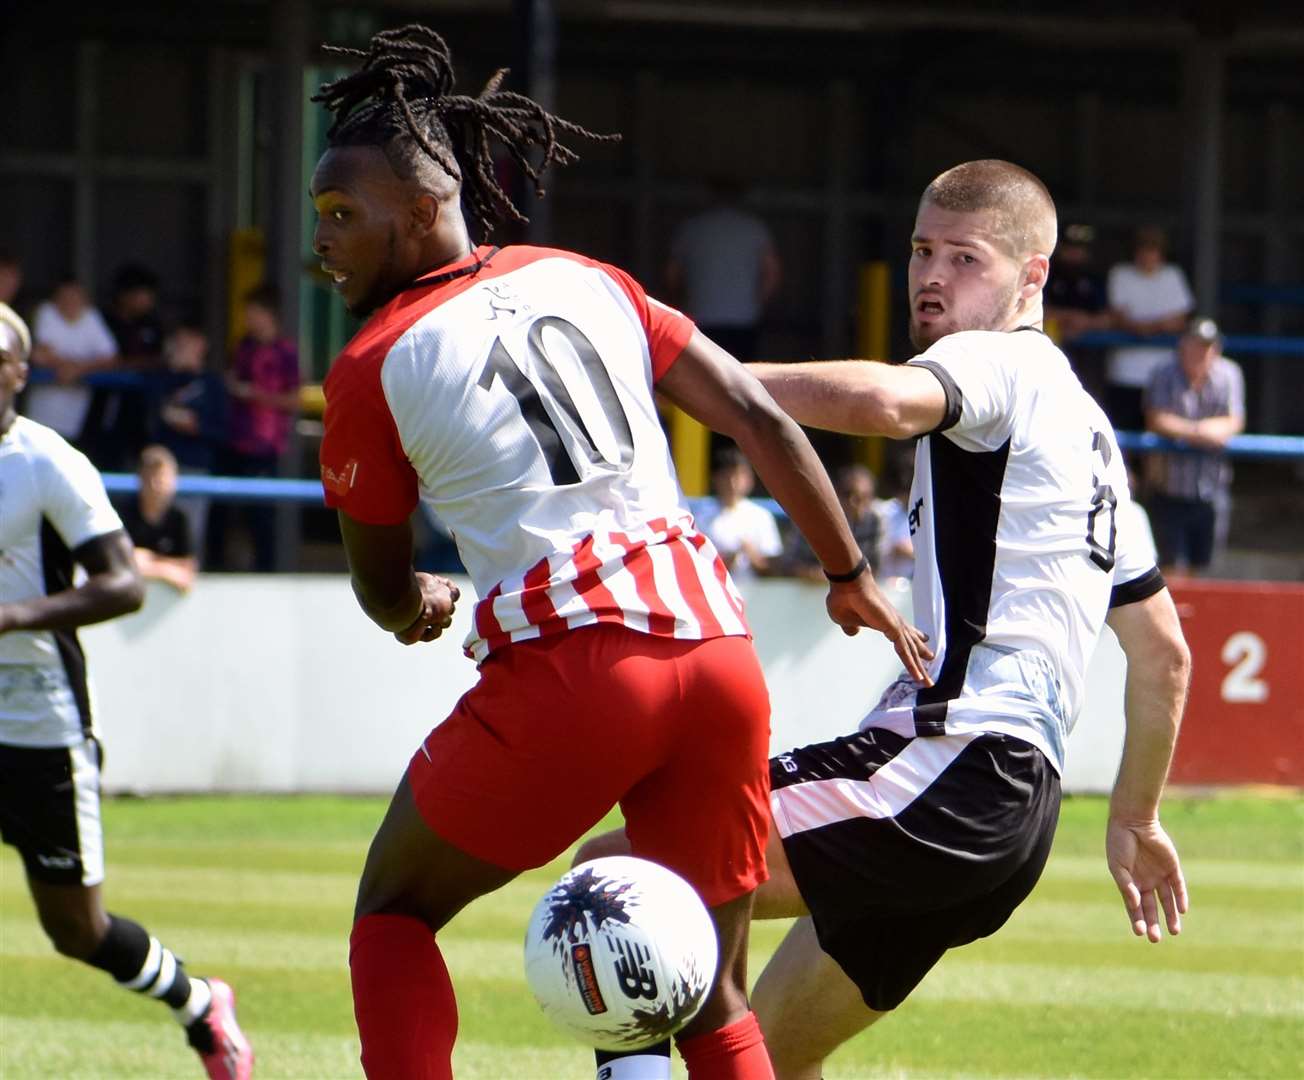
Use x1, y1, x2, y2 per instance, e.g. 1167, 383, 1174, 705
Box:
311, 24, 620, 236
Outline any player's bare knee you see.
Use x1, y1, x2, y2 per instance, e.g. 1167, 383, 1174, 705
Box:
755, 1007, 831, 1080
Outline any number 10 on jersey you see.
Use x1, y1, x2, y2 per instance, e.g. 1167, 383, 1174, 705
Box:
479, 316, 636, 486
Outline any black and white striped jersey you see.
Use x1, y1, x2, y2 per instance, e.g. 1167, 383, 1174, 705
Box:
0, 417, 123, 748
863, 328, 1162, 774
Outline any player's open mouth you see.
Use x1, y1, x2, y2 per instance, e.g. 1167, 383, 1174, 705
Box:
322, 263, 352, 287
916, 298, 945, 317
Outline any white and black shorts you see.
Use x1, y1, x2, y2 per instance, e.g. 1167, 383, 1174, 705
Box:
770, 728, 1060, 1012
0, 737, 105, 887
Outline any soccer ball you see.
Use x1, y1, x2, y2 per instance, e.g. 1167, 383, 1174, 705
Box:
523, 856, 718, 1051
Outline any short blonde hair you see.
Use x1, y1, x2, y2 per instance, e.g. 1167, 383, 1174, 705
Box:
0, 302, 31, 362
921, 159, 1058, 259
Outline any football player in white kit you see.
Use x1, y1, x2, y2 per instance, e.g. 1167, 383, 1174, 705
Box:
582, 160, 1192, 1080
308, 26, 930, 1080
0, 303, 252, 1079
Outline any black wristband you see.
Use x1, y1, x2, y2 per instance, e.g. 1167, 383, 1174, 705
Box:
824, 555, 869, 583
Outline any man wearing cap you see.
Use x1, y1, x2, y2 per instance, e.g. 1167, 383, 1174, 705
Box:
1144, 317, 1245, 574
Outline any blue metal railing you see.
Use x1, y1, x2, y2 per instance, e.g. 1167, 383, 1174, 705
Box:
1114, 431, 1304, 460
100, 430, 1304, 504
1221, 283, 1304, 306
102, 473, 324, 501
1069, 330, 1304, 355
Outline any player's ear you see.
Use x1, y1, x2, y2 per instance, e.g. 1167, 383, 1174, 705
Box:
1020, 253, 1049, 300
410, 192, 440, 237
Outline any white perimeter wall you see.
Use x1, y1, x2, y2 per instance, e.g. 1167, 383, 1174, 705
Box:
82, 576, 1127, 795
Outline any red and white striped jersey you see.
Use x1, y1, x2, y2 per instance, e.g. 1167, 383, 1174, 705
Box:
320, 245, 748, 662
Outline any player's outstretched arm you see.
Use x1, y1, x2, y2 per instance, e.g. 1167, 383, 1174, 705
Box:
1104, 587, 1192, 942
337, 511, 459, 645
0, 530, 144, 635
658, 331, 932, 683
746, 359, 946, 439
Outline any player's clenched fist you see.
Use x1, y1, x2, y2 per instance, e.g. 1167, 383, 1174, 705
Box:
394, 573, 461, 645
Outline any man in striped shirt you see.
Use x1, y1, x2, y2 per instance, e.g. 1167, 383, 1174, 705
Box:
1144, 316, 1245, 574
310, 26, 930, 1080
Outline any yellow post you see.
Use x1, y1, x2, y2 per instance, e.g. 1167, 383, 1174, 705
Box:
228, 227, 266, 349
855, 261, 891, 475
667, 403, 710, 497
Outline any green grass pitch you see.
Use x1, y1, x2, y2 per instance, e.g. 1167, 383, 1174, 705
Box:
1, 793, 1300, 1078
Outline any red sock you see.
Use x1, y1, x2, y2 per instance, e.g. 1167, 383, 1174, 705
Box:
677, 1011, 775, 1080
350, 914, 457, 1080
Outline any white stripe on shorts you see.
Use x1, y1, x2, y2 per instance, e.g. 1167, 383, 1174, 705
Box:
69, 738, 105, 886
771, 731, 982, 839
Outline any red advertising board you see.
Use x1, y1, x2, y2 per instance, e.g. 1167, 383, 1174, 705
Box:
1168, 579, 1304, 787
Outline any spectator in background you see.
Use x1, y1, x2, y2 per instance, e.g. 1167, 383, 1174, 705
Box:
26, 276, 119, 446
1105, 225, 1193, 432
121, 445, 196, 593
874, 451, 916, 582
783, 463, 881, 581
151, 320, 226, 557
89, 264, 166, 470
1044, 223, 1111, 399
0, 251, 22, 307
666, 176, 781, 362
1144, 316, 1245, 575
698, 446, 783, 581
208, 284, 300, 572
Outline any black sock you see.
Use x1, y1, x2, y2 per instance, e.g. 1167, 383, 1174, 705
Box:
85, 914, 200, 1010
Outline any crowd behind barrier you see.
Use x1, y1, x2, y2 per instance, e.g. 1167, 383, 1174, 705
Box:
96, 429, 1304, 506
15, 286, 1303, 578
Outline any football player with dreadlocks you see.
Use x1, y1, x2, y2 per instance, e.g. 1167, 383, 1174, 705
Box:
309, 23, 931, 1080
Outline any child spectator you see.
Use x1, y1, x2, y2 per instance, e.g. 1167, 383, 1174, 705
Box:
151, 320, 227, 555
697, 446, 782, 581
209, 284, 300, 571
122, 445, 197, 593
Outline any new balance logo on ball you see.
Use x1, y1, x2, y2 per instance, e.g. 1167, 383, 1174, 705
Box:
613, 939, 658, 1001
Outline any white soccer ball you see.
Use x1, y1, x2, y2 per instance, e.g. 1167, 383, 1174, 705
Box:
523, 855, 718, 1051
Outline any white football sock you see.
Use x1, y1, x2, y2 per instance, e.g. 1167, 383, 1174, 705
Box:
596, 1050, 672, 1080
172, 976, 213, 1026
